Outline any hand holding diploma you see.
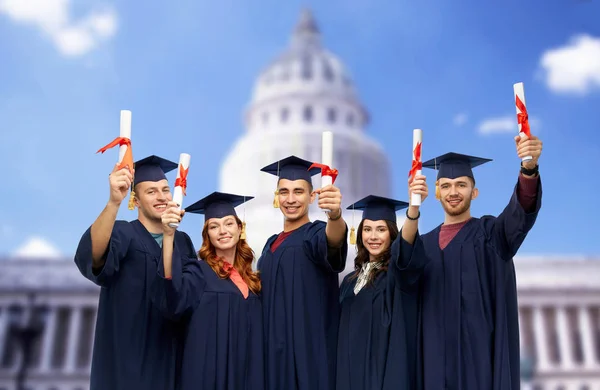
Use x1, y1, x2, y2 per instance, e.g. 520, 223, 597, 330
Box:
108, 163, 133, 206
169, 153, 191, 228
310, 131, 339, 213
513, 82, 534, 162
162, 201, 185, 236
408, 129, 423, 206
514, 135, 543, 170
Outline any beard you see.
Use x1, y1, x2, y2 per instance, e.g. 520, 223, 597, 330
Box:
441, 196, 472, 217
140, 205, 163, 223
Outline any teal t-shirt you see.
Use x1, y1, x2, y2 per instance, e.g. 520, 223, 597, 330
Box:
151, 233, 164, 248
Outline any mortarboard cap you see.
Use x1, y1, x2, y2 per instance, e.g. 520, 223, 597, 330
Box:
347, 195, 409, 223
422, 152, 492, 181
260, 155, 321, 183
185, 191, 254, 220
133, 155, 178, 186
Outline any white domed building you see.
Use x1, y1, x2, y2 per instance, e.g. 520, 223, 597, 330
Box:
219, 9, 392, 272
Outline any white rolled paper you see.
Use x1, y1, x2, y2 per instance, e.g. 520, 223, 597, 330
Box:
321, 131, 333, 213
513, 82, 532, 162
119, 110, 132, 164
410, 129, 423, 207
169, 153, 191, 228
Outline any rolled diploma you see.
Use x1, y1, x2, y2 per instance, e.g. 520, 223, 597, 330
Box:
169, 153, 191, 228
411, 129, 422, 206
321, 131, 333, 212
119, 110, 132, 164
513, 82, 532, 162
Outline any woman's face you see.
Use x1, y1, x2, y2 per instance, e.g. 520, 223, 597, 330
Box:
206, 215, 240, 252
361, 219, 391, 260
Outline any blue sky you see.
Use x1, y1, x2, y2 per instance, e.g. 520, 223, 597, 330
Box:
0, 0, 599, 257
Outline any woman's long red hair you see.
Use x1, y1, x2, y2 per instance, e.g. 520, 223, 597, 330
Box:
198, 216, 261, 294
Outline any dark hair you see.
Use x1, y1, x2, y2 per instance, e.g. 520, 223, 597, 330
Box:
199, 216, 261, 294
350, 219, 399, 286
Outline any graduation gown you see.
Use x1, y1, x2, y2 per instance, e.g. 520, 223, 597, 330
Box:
74, 219, 193, 390
151, 244, 265, 390
418, 179, 542, 390
257, 220, 348, 390
337, 235, 425, 390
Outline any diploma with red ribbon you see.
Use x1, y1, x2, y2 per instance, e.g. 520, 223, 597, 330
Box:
170, 153, 191, 228
513, 82, 533, 162
314, 131, 336, 213
96, 110, 134, 174
408, 129, 423, 206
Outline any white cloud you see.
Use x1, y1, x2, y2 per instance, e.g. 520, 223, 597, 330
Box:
453, 113, 468, 127
478, 115, 541, 135
0, 0, 117, 57
13, 236, 62, 259
539, 34, 600, 95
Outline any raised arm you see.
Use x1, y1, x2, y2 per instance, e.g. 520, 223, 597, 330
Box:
90, 164, 133, 268
151, 201, 204, 321
391, 174, 430, 290
490, 135, 543, 259
74, 164, 133, 286
318, 184, 347, 248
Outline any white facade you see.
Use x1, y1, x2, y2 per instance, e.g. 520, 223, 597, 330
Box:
0, 256, 599, 390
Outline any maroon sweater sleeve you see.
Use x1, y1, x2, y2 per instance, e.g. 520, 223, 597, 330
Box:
517, 173, 539, 213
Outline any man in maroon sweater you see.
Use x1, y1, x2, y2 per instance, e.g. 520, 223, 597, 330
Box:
415, 135, 543, 390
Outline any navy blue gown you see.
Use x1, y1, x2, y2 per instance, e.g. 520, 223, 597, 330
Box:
337, 236, 425, 390
74, 220, 192, 390
151, 241, 265, 390
257, 220, 348, 390
418, 179, 542, 390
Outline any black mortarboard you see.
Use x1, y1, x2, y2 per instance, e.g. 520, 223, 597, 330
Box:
133, 155, 178, 186
422, 152, 492, 180
346, 195, 409, 223
260, 155, 321, 183
184, 192, 254, 220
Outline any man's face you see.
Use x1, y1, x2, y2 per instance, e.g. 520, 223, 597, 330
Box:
437, 176, 478, 216
277, 179, 315, 222
134, 179, 172, 222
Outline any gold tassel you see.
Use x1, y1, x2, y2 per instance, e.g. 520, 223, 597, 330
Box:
240, 221, 247, 240
128, 188, 136, 210
349, 227, 356, 245
273, 189, 280, 208
435, 180, 440, 200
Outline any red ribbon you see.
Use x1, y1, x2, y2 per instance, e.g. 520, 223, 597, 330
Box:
97, 137, 133, 174
174, 164, 189, 195
515, 95, 531, 138
408, 141, 422, 182
308, 163, 338, 184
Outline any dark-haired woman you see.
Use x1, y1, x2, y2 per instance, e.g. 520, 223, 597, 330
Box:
337, 175, 428, 390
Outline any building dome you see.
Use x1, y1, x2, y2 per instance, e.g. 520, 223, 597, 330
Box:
220, 9, 390, 271
245, 9, 369, 133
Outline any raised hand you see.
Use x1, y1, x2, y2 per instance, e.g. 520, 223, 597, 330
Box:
408, 174, 428, 205
161, 201, 185, 236
108, 163, 134, 206
514, 135, 543, 169
315, 184, 342, 218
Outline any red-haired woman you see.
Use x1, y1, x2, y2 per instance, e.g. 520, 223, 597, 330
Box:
154, 191, 263, 390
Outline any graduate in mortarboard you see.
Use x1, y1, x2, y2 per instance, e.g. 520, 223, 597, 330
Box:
74, 155, 196, 390
153, 191, 264, 390
257, 155, 348, 390
337, 174, 428, 390
417, 135, 543, 390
